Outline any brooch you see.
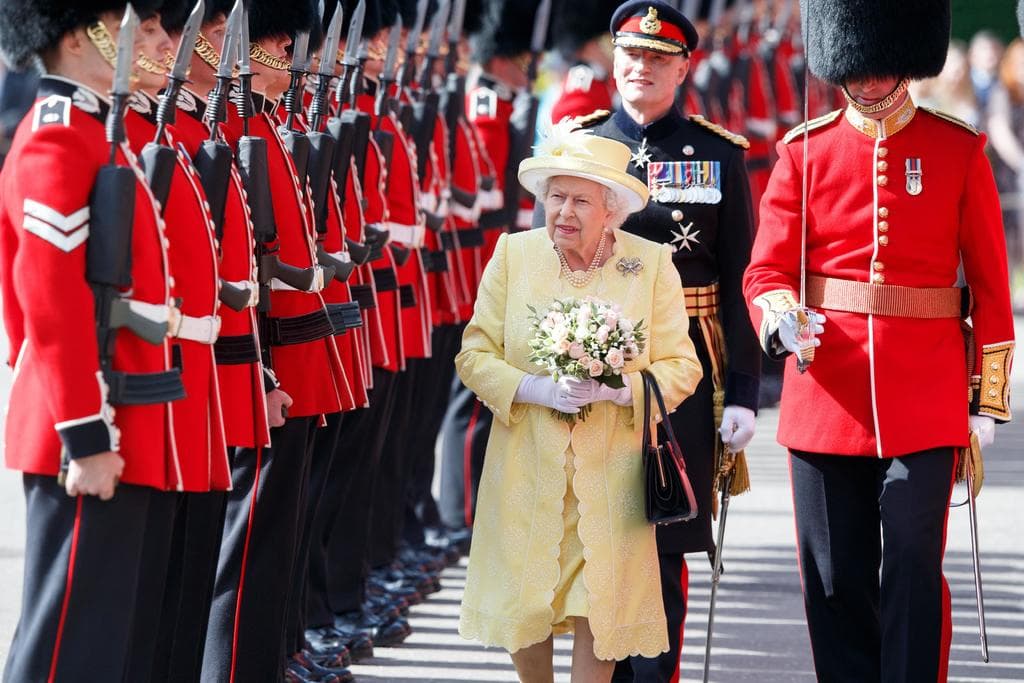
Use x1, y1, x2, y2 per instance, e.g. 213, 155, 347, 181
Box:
616, 257, 644, 276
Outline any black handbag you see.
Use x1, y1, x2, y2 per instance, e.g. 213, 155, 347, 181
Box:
641, 370, 698, 525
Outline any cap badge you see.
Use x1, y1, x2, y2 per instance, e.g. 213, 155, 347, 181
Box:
905, 158, 922, 196
640, 7, 662, 35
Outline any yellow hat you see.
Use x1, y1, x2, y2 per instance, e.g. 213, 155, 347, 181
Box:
518, 121, 650, 214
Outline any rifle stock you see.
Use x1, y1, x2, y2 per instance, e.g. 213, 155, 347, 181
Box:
317, 245, 356, 283
218, 279, 253, 312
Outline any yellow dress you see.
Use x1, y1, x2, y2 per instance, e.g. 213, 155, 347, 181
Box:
455, 228, 702, 660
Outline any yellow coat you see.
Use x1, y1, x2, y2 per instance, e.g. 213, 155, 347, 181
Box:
455, 228, 702, 659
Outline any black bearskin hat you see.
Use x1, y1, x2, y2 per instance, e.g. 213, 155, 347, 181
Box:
0, 0, 163, 69
801, 0, 950, 85
160, 0, 192, 33
248, 0, 318, 43
203, 0, 234, 23
471, 0, 543, 64
337, 0, 384, 39
551, 0, 618, 59
462, 0, 484, 36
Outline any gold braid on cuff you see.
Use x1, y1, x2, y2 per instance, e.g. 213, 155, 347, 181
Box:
250, 43, 290, 71
194, 33, 221, 69
977, 341, 1014, 421
86, 21, 118, 69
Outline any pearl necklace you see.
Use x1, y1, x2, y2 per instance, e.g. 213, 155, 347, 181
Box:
555, 231, 608, 288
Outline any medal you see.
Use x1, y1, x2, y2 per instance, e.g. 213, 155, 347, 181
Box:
905, 158, 922, 196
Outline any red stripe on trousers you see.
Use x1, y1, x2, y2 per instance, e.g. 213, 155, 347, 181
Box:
463, 400, 481, 527
670, 559, 690, 683
937, 451, 957, 683
47, 496, 84, 683
230, 446, 264, 683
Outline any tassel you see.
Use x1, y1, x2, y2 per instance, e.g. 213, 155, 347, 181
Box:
728, 450, 752, 495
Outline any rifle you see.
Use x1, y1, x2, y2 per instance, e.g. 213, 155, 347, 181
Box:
371, 15, 403, 170
87, 5, 185, 406
234, 1, 318, 297
307, 0, 355, 283
411, 0, 450, 181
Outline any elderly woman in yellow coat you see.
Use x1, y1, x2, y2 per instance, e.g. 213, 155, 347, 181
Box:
455, 122, 703, 683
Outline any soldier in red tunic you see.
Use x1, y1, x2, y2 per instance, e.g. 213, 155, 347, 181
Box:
0, 1, 185, 680
743, 1, 1014, 679
549, 0, 618, 125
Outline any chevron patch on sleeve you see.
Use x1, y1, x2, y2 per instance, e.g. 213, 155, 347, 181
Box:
22, 199, 90, 252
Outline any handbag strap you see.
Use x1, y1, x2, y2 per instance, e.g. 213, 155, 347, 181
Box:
641, 369, 687, 471
641, 369, 653, 455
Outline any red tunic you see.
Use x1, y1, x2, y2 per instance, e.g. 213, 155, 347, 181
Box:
1, 79, 180, 489
222, 92, 346, 418
125, 96, 230, 492
466, 81, 514, 264
744, 103, 1015, 457
550, 63, 614, 124
170, 89, 271, 448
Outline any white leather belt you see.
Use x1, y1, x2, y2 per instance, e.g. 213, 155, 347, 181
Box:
478, 188, 504, 212
224, 279, 260, 308
386, 222, 425, 248
328, 251, 351, 263
270, 265, 328, 292
516, 208, 534, 229
173, 314, 222, 344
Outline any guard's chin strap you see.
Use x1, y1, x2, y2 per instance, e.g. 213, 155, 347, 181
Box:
842, 77, 909, 115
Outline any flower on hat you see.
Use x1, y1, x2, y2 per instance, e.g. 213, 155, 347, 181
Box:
533, 119, 595, 160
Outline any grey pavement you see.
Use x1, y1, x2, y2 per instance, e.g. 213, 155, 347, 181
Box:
0, 327, 1022, 681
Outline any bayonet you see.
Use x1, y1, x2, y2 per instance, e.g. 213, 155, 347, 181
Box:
418, 0, 450, 90
310, 0, 343, 131
398, 0, 429, 94
336, 0, 366, 108
112, 5, 139, 102
154, 0, 205, 140
204, 0, 242, 137
376, 15, 402, 119
283, 27, 312, 129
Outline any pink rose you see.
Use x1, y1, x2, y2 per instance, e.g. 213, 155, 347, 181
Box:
555, 338, 571, 354
604, 312, 619, 330
589, 359, 605, 377
569, 342, 585, 359
579, 354, 592, 367
606, 348, 625, 369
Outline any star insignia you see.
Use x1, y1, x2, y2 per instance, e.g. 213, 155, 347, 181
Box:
670, 221, 701, 252
631, 138, 652, 169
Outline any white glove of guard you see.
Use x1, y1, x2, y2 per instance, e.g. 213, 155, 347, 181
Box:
514, 375, 584, 413
562, 375, 634, 407
969, 415, 995, 449
719, 405, 756, 451
777, 310, 826, 355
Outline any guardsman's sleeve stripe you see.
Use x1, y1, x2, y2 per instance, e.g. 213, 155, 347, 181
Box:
22, 200, 90, 252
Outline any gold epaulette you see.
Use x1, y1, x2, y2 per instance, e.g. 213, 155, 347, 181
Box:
919, 106, 979, 136
782, 109, 842, 144
688, 114, 750, 149
573, 109, 611, 128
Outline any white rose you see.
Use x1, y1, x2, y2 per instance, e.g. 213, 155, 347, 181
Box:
575, 326, 589, 340
618, 318, 634, 333
596, 325, 610, 344
588, 359, 605, 377
569, 342, 585, 359
547, 311, 564, 326
550, 324, 568, 342
604, 312, 618, 330
606, 348, 625, 369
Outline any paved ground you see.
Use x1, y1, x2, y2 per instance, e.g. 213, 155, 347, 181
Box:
0, 332, 1021, 681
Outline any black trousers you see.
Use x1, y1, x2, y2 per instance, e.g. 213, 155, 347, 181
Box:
611, 553, 689, 683
201, 416, 317, 683
790, 448, 956, 683
322, 369, 399, 616
4, 476, 153, 683
283, 412, 343, 656
123, 489, 227, 683
438, 379, 491, 530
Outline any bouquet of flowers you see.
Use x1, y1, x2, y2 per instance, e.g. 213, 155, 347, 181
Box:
527, 296, 647, 422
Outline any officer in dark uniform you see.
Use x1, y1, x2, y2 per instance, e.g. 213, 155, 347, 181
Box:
574, 2, 763, 681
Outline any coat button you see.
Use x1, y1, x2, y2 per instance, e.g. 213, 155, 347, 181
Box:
878, 235, 889, 246
877, 160, 888, 172
878, 220, 889, 232
877, 175, 888, 186
872, 272, 885, 284
990, 375, 999, 384
991, 362, 1000, 370
878, 147, 888, 158
989, 389, 998, 398
878, 207, 889, 218
873, 261, 885, 271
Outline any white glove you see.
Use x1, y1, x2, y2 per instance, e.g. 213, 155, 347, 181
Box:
777, 310, 826, 355
514, 375, 582, 413
562, 375, 634, 407
719, 405, 756, 451
969, 415, 995, 449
